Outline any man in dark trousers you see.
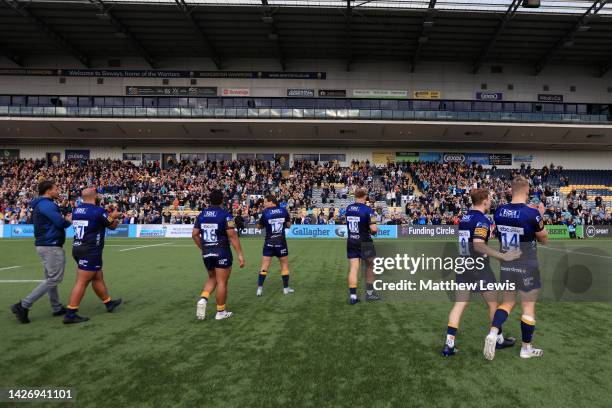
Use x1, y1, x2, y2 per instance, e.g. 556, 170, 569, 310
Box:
11, 180, 72, 323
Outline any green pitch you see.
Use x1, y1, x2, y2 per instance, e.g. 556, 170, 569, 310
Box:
1, 238, 611, 407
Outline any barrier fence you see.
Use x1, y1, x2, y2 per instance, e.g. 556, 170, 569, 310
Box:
0, 224, 601, 239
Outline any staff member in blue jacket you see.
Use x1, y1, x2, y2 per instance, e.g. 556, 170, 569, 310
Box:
10, 180, 72, 323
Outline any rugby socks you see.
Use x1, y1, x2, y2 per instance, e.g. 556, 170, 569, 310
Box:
281, 269, 289, 289
258, 270, 267, 288
349, 286, 357, 300
366, 282, 374, 296
446, 325, 458, 348
520, 315, 536, 344
489, 304, 511, 336
216, 304, 225, 313
200, 291, 209, 301
66, 305, 79, 318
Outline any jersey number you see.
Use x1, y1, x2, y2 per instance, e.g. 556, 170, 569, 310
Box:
72, 220, 89, 240
497, 225, 523, 251
268, 218, 285, 234
200, 223, 218, 243
458, 230, 470, 256
347, 216, 360, 234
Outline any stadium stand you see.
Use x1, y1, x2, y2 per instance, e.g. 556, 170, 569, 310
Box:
2, 157, 610, 227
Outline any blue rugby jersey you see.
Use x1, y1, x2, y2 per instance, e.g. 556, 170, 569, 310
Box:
72, 203, 113, 252
494, 203, 544, 258
345, 203, 376, 243
194, 207, 235, 251
458, 209, 492, 257
258, 206, 290, 245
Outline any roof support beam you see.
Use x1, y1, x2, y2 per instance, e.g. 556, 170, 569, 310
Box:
472, 0, 521, 74
1, 0, 90, 67
261, 0, 286, 71
88, 0, 157, 69
535, 0, 608, 75
410, 0, 436, 73
598, 63, 611, 77
175, 0, 221, 70
345, 0, 352, 71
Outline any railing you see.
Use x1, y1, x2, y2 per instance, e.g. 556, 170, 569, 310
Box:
0, 106, 609, 124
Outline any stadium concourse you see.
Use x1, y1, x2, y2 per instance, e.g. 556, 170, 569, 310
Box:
1, 156, 611, 227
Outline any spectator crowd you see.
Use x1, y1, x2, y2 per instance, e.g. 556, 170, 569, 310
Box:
1, 157, 610, 227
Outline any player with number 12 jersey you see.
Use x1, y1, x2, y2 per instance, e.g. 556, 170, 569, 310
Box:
256, 195, 293, 297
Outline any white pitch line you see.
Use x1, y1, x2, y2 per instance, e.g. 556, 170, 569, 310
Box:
0, 266, 21, 271
119, 242, 172, 252
540, 246, 612, 260
105, 244, 146, 247
0, 280, 43, 283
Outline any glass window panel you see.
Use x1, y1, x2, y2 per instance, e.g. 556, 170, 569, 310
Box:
142, 153, 161, 162
319, 154, 346, 162
294, 153, 319, 161
255, 153, 275, 161
11, 96, 25, 106
123, 153, 142, 161
180, 153, 207, 163
208, 153, 232, 161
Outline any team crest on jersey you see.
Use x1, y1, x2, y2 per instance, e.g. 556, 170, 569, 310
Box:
500, 208, 520, 218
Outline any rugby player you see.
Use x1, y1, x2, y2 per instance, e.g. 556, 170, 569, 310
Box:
256, 195, 293, 297
345, 188, 379, 305
484, 176, 548, 360
64, 187, 122, 324
193, 190, 245, 321
442, 188, 520, 356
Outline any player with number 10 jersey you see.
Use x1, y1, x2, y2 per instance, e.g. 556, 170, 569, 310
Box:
344, 188, 379, 304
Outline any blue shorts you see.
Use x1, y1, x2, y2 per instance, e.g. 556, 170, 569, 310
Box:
72, 247, 103, 272
263, 242, 288, 258
73, 255, 103, 272
202, 248, 233, 270
347, 240, 376, 260
500, 261, 541, 292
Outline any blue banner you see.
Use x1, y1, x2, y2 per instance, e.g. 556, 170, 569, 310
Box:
464, 153, 490, 165
285, 225, 396, 239
8, 224, 35, 238
419, 152, 443, 163
2, 224, 134, 238
106, 224, 130, 238
1, 224, 397, 239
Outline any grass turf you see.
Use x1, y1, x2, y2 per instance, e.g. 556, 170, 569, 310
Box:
1, 238, 611, 407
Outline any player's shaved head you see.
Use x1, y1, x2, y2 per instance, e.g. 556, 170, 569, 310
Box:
81, 187, 97, 203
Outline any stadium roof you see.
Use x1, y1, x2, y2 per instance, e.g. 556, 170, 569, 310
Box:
1, 0, 612, 75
